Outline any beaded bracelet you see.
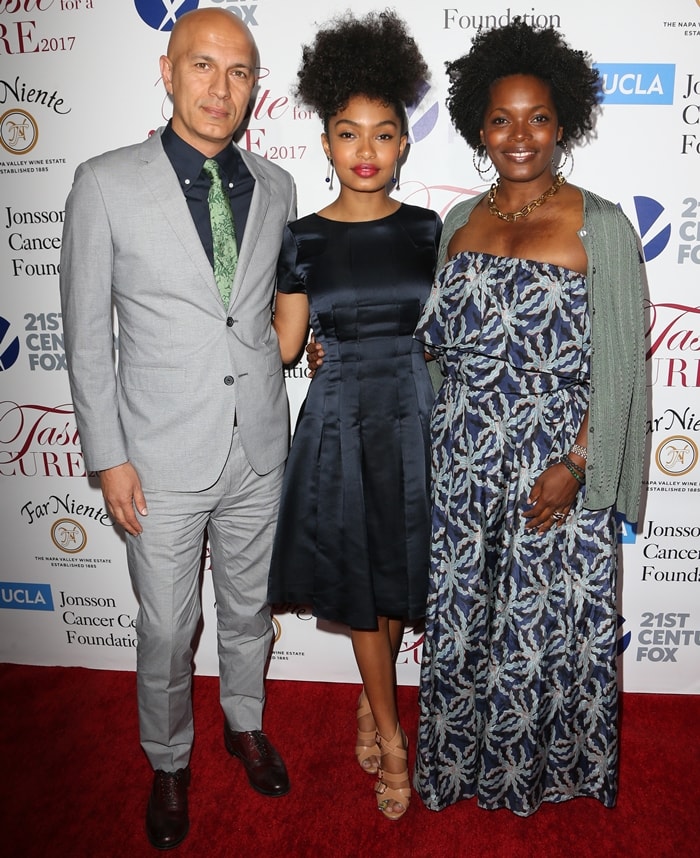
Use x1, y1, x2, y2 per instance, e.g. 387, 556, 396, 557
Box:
563, 453, 585, 476
564, 455, 586, 480
570, 443, 588, 461
561, 455, 586, 484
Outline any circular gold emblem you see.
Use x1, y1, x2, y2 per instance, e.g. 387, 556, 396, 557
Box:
655, 435, 699, 477
0, 109, 39, 155
51, 518, 88, 553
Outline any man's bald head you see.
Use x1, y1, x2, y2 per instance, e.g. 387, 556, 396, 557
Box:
166, 8, 258, 68
160, 8, 259, 157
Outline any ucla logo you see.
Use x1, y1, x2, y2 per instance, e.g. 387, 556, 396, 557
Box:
596, 64, 675, 105
616, 512, 638, 544
0, 582, 54, 611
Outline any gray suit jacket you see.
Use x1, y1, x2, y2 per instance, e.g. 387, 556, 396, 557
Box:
60, 128, 297, 490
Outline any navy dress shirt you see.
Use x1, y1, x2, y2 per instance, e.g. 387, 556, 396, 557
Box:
161, 122, 255, 271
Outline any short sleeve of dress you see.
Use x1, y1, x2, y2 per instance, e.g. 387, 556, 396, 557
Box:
276, 225, 306, 295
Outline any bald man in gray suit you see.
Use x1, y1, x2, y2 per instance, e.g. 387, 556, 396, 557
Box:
60, 9, 295, 849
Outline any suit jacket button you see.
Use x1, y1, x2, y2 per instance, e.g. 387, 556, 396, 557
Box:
224, 376, 234, 386
226, 317, 234, 327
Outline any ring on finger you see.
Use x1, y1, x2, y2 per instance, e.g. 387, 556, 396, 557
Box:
552, 511, 565, 521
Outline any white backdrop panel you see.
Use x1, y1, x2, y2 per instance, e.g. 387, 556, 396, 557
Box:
1, 0, 699, 693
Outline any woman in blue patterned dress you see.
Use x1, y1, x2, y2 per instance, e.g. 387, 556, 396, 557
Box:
413, 19, 646, 816
269, 12, 440, 820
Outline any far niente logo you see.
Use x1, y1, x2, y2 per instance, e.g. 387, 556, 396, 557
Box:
133, 0, 200, 31
0, 109, 38, 156
51, 518, 88, 554
655, 435, 699, 477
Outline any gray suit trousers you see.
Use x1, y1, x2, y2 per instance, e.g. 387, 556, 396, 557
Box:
126, 430, 283, 771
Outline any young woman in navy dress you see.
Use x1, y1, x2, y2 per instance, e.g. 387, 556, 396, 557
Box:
269, 11, 440, 820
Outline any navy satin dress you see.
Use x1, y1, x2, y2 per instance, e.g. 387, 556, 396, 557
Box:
268, 204, 441, 629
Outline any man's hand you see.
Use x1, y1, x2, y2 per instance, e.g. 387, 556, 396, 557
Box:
305, 335, 325, 377
98, 462, 147, 536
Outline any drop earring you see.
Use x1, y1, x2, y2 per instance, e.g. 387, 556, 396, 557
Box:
555, 140, 574, 178
325, 157, 334, 191
391, 162, 400, 190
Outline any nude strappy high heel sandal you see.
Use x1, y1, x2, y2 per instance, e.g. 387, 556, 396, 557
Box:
355, 690, 381, 775
374, 725, 410, 820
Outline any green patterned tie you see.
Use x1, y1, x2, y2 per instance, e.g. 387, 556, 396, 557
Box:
202, 158, 238, 306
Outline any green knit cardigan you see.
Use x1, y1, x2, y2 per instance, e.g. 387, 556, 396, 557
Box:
433, 187, 647, 521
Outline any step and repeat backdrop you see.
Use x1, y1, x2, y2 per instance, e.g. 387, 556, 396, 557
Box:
1, 0, 699, 693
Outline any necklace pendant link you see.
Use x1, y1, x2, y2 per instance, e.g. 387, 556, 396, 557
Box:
488, 173, 566, 222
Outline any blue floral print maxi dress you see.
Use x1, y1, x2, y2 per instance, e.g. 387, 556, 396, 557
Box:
413, 250, 618, 817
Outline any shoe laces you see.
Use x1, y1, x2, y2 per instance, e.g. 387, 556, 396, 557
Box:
247, 730, 271, 757
154, 769, 187, 807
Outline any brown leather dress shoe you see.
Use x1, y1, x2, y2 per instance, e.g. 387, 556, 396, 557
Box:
224, 723, 290, 796
145, 767, 191, 850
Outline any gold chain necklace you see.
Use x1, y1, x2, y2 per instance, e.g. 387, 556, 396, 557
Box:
488, 173, 566, 222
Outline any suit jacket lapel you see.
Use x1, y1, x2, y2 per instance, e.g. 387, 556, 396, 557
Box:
231, 146, 272, 303
136, 132, 222, 303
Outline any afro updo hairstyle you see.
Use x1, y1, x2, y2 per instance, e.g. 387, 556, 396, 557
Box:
446, 17, 601, 150
295, 8, 430, 133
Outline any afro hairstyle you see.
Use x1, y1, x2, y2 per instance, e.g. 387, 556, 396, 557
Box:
445, 17, 601, 149
295, 8, 430, 132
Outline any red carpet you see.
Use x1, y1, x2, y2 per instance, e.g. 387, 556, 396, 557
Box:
2, 663, 698, 858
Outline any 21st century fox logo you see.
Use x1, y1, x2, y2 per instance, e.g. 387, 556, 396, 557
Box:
0, 316, 20, 371
0, 314, 66, 372
134, 0, 260, 30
